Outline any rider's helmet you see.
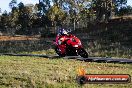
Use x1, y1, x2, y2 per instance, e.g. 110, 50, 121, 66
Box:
58, 28, 68, 36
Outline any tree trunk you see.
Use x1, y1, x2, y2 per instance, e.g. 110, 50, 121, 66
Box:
74, 19, 76, 31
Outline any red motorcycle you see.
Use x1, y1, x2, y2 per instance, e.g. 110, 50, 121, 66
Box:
53, 34, 88, 58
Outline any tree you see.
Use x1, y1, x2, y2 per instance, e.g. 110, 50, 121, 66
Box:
91, 0, 113, 22
113, 0, 127, 8
51, 0, 92, 29
47, 4, 66, 27
9, 0, 17, 9
113, 0, 127, 15
117, 5, 132, 16
1, 10, 9, 30
126, 5, 132, 15
38, 0, 51, 16
9, 8, 19, 28
8, 0, 19, 28
17, 2, 34, 34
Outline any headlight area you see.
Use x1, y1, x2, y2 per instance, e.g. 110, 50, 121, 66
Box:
73, 45, 79, 47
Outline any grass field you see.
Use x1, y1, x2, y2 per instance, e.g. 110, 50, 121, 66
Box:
0, 55, 131, 88
0, 35, 131, 88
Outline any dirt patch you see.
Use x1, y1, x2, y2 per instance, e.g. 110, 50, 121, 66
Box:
0, 35, 40, 41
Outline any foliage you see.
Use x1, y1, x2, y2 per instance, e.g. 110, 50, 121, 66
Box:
113, 0, 127, 8
37, 0, 51, 16
9, 0, 17, 9
47, 4, 66, 26
113, 0, 128, 15
117, 5, 132, 16
0, 0, 131, 35
1, 11, 9, 29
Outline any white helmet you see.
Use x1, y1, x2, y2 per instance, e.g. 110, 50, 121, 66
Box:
58, 28, 68, 35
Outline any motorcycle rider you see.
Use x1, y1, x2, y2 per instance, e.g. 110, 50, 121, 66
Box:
58, 28, 68, 36
57, 28, 69, 45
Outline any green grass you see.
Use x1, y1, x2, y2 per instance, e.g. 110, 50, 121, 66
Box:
0, 56, 132, 88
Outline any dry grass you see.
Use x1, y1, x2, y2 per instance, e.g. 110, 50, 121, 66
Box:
0, 56, 131, 88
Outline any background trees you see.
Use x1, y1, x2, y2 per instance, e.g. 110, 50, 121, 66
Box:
0, 0, 131, 35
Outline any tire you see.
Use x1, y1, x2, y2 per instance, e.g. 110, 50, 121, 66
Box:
78, 48, 88, 58
55, 47, 66, 57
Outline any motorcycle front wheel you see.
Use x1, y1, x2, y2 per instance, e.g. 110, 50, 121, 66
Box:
55, 47, 66, 57
78, 48, 88, 58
